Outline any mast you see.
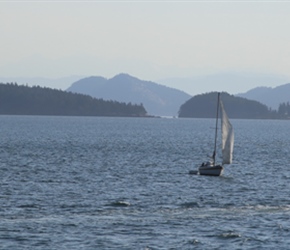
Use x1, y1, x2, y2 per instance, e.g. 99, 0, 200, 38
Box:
213, 92, 220, 166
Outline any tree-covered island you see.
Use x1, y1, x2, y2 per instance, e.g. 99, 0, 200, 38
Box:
0, 83, 148, 117
178, 92, 289, 119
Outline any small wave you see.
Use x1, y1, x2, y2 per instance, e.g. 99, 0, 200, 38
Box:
188, 170, 199, 175
188, 238, 200, 245
241, 204, 290, 213
199, 204, 290, 215
180, 201, 200, 208
219, 232, 242, 239
17, 204, 38, 209
108, 201, 131, 207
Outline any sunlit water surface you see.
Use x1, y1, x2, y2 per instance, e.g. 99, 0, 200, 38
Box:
0, 116, 290, 249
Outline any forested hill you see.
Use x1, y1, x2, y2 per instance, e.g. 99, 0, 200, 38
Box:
0, 83, 147, 117
178, 92, 284, 119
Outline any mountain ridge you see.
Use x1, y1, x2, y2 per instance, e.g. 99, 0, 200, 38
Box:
236, 83, 290, 110
2, 73, 290, 115
67, 73, 191, 116
158, 71, 289, 96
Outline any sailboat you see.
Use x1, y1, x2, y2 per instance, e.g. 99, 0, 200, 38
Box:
191, 92, 234, 176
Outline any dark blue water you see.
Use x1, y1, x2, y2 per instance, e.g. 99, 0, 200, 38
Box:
0, 116, 289, 249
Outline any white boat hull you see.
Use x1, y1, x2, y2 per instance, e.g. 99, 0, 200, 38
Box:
198, 165, 223, 176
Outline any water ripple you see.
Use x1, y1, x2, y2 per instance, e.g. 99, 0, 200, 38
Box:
0, 117, 290, 249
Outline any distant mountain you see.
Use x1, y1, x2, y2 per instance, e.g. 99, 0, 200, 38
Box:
158, 72, 289, 96
67, 73, 191, 116
178, 92, 280, 119
0, 83, 147, 117
236, 83, 290, 110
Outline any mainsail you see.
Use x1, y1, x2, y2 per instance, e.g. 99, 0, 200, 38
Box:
220, 100, 234, 164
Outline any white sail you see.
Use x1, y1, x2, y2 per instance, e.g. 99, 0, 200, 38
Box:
220, 100, 234, 164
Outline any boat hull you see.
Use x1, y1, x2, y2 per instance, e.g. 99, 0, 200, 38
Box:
198, 165, 223, 176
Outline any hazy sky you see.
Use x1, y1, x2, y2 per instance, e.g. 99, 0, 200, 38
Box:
1, 0, 290, 94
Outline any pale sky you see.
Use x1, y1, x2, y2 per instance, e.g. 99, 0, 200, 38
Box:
1, 0, 290, 95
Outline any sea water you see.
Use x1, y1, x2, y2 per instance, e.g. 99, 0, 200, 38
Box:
0, 116, 289, 249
